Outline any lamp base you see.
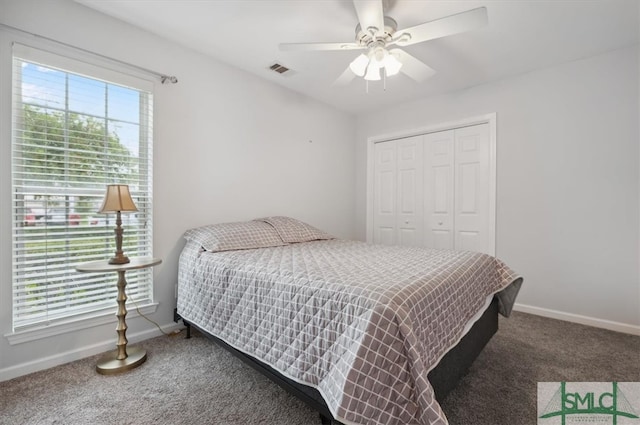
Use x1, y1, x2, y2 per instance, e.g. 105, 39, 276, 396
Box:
108, 255, 130, 265
96, 346, 147, 375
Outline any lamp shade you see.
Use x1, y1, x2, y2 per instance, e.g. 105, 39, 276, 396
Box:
349, 54, 369, 77
98, 185, 138, 213
383, 53, 403, 76
364, 62, 381, 81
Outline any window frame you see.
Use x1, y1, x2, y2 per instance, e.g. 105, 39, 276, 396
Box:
5, 41, 157, 343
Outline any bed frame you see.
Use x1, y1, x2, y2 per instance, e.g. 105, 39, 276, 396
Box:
174, 296, 499, 425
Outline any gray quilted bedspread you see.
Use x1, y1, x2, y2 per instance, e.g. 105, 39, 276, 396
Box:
177, 239, 522, 425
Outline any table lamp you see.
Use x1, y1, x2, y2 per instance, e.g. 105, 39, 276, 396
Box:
98, 184, 138, 264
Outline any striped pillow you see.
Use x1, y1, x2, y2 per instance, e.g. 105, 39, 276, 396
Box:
184, 220, 286, 252
255, 216, 334, 243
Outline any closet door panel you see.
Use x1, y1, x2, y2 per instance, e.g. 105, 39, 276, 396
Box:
454, 123, 490, 254
373, 141, 397, 245
396, 136, 423, 247
423, 130, 454, 250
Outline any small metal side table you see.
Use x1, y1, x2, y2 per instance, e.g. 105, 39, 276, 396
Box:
76, 257, 162, 375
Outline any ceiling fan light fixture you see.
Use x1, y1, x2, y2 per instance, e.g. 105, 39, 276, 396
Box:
383, 52, 402, 76
349, 54, 369, 77
280, 1, 488, 86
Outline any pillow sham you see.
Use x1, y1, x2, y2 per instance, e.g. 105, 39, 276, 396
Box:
254, 216, 335, 243
183, 220, 287, 252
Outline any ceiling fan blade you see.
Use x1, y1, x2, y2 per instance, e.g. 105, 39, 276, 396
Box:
390, 49, 436, 82
333, 67, 356, 86
393, 7, 488, 46
353, 0, 385, 36
279, 42, 363, 52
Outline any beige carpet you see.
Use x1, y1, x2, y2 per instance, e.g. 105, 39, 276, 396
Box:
1, 311, 638, 425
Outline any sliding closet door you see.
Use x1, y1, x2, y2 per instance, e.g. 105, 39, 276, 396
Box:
454, 123, 491, 254
369, 118, 494, 254
423, 130, 455, 250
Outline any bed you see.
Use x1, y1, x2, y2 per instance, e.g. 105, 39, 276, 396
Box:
176, 217, 522, 425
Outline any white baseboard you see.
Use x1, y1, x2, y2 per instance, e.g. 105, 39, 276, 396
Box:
0, 322, 183, 382
513, 303, 640, 336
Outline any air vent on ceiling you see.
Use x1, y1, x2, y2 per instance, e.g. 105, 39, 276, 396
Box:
269, 63, 291, 74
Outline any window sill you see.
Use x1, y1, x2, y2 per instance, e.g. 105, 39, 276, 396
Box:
4, 302, 159, 345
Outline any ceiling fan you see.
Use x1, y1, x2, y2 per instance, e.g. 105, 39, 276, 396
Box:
279, 0, 488, 85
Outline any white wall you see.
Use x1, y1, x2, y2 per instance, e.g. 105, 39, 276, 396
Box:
356, 46, 640, 331
0, 0, 356, 380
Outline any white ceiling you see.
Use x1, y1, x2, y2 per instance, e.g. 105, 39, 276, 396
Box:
77, 0, 638, 114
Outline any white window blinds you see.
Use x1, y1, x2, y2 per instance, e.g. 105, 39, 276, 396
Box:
11, 44, 154, 331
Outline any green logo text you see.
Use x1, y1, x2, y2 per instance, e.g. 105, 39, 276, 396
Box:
539, 382, 639, 425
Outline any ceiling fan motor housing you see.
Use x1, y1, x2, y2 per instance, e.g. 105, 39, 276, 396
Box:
355, 16, 397, 48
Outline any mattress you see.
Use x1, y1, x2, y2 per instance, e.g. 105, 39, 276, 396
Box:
177, 239, 522, 425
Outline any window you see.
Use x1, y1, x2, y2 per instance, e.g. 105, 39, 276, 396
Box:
11, 44, 154, 332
